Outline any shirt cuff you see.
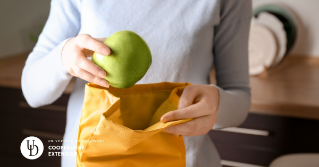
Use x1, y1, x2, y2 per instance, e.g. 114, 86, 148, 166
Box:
45, 38, 72, 79
209, 84, 251, 130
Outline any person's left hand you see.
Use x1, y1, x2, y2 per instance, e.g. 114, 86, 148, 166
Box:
160, 85, 219, 136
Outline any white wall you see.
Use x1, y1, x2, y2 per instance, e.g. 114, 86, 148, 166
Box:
0, 0, 318, 58
0, 0, 50, 59
253, 0, 319, 56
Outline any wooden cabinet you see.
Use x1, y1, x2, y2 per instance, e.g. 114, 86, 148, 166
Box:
0, 87, 68, 167
210, 113, 319, 167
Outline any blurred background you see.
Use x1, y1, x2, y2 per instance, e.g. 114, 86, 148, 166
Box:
0, 0, 318, 167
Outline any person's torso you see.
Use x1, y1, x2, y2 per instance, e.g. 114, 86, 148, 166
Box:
62, 2, 223, 166
79, 0, 221, 84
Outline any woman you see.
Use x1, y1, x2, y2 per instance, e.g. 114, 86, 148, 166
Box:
22, 0, 251, 166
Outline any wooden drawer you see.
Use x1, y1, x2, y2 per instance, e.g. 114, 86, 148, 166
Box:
215, 143, 279, 166
0, 87, 69, 115
0, 87, 67, 138
0, 111, 64, 166
0, 87, 69, 166
209, 113, 319, 166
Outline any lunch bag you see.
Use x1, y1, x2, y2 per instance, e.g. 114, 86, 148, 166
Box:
76, 82, 192, 167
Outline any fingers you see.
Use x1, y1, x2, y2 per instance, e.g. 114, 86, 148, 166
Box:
70, 67, 109, 87
161, 101, 209, 122
165, 115, 216, 136
161, 86, 207, 122
84, 38, 107, 57
178, 86, 200, 109
76, 34, 111, 56
161, 85, 219, 136
62, 34, 110, 87
75, 52, 106, 78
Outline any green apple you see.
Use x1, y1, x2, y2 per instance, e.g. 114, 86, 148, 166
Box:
92, 31, 152, 88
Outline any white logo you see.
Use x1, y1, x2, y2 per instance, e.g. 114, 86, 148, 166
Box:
20, 136, 44, 160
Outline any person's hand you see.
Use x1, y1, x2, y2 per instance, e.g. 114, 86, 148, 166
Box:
161, 85, 219, 136
62, 34, 111, 87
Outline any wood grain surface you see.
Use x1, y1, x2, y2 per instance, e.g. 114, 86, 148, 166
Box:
249, 56, 319, 120
0, 52, 75, 94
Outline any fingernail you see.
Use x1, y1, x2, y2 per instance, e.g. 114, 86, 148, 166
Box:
98, 70, 106, 78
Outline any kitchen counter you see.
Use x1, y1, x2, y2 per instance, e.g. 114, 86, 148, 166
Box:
1, 52, 319, 120
0, 52, 76, 94
249, 56, 319, 120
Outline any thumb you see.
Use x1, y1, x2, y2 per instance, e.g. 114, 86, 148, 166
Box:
178, 86, 199, 109
160, 86, 199, 122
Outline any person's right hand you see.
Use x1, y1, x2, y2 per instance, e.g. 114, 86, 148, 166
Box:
62, 34, 111, 87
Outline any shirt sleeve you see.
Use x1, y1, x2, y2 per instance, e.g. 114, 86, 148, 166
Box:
212, 0, 252, 129
21, 0, 82, 107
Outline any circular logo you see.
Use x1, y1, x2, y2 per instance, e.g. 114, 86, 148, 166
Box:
20, 136, 44, 160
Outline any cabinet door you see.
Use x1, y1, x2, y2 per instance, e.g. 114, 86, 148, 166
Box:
209, 113, 319, 166
0, 87, 70, 167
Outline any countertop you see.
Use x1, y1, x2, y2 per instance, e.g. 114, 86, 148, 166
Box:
248, 56, 319, 120
1, 52, 319, 120
0, 52, 76, 94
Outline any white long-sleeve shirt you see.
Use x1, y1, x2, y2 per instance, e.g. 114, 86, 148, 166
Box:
22, 0, 252, 166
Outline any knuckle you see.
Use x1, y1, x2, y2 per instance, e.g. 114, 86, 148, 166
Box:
74, 57, 82, 66
79, 34, 90, 39
75, 34, 83, 42
184, 86, 191, 92
185, 85, 195, 92
73, 68, 81, 77
68, 69, 75, 76
91, 66, 99, 76
93, 77, 101, 85
77, 34, 90, 46
179, 98, 189, 106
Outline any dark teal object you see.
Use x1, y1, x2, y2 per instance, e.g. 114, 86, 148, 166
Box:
253, 4, 297, 54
